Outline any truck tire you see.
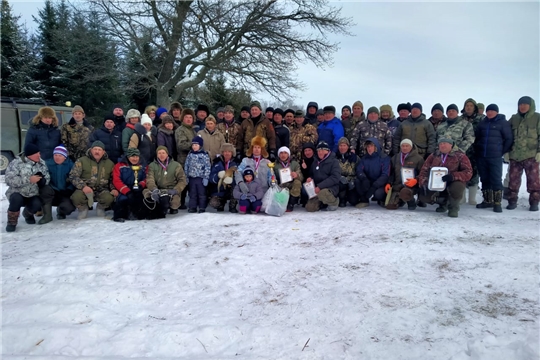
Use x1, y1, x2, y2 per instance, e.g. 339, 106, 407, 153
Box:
1, 151, 14, 175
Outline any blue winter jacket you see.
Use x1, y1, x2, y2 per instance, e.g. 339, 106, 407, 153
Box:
25, 122, 62, 160
184, 150, 211, 179
89, 126, 123, 163
112, 156, 147, 201
317, 117, 344, 153
474, 114, 513, 158
45, 157, 74, 192
356, 137, 390, 189
209, 157, 238, 197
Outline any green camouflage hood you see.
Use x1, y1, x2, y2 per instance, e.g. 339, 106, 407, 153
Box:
461, 98, 478, 115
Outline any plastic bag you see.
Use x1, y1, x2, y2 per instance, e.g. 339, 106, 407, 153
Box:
262, 186, 290, 217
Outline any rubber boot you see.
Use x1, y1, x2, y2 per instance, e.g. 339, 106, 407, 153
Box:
57, 208, 66, 220
77, 205, 89, 220
460, 191, 466, 204
468, 186, 478, 205
506, 202, 517, 210
476, 190, 494, 209
407, 200, 417, 210
6, 211, 19, 232
530, 202, 539, 212
38, 203, 53, 224
229, 199, 238, 213
448, 197, 460, 218
493, 190, 502, 213
96, 204, 106, 217
23, 208, 36, 224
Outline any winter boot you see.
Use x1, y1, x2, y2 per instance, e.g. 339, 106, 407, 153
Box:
493, 190, 503, 213
476, 190, 494, 209
56, 208, 66, 220
77, 205, 89, 220
503, 187, 510, 200
530, 202, 539, 212
229, 199, 238, 213
96, 204, 106, 217
355, 202, 369, 209
468, 186, 478, 205
460, 191, 466, 204
407, 200, 417, 210
198, 208, 206, 214
169, 208, 178, 214
416, 200, 427, 208
38, 203, 53, 225
188, 208, 197, 213
287, 196, 299, 212
23, 208, 36, 224
506, 202, 517, 210
6, 211, 19, 232
448, 198, 460, 218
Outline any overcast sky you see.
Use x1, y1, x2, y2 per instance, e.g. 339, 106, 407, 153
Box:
11, 0, 540, 117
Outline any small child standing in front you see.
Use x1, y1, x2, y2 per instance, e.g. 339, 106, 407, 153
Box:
184, 136, 211, 213
233, 167, 264, 214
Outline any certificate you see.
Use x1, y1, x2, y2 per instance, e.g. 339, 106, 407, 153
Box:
303, 181, 317, 199
279, 168, 292, 184
428, 167, 448, 191
401, 168, 415, 185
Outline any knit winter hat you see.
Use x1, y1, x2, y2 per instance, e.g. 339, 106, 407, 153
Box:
216, 107, 225, 114
316, 109, 324, 116
91, 140, 106, 150
155, 107, 168, 119
352, 101, 364, 109
342, 105, 352, 113
141, 114, 152, 126
278, 146, 290, 157
438, 138, 454, 146
53, 145, 68, 158
518, 96, 532, 106
192, 135, 204, 147
400, 139, 413, 147
72, 105, 85, 114
196, 104, 210, 115
224, 105, 235, 113
243, 166, 255, 177
379, 104, 393, 116
273, 108, 284, 117
431, 103, 444, 114
477, 103, 485, 110
24, 143, 40, 156
294, 110, 305, 118
316, 141, 330, 151
338, 137, 350, 146
367, 106, 379, 115
486, 104, 499, 113
156, 145, 169, 155
220, 143, 236, 157
265, 107, 274, 113
323, 106, 336, 114
240, 105, 251, 113
205, 115, 217, 124
284, 109, 295, 116
161, 115, 175, 125
250, 101, 262, 110
126, 109, 141, 119
397, 102, 412, 112
446, 104, 459, 112
411, 103, 423, 112
103, 114, 115, 123
126, 148, 140, 157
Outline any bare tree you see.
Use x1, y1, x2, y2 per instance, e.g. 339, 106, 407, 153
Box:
87, 0, 352, 108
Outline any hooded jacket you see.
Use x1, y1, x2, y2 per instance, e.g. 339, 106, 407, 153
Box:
303, 101, 319, 126
68, 149, 115, 191
508, 97, 540, 161
157, 123, 178, 161
24, 121, 61, 160
5, 154, 50, 198
89, 123, 123, 163
356, 138, 390, 189
393, 113, 436, 156
474, 114, 513, 158
317, 117, 345, 153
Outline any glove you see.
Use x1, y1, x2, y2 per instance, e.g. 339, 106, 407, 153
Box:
203, 178, 208, 187
366, 187, 376, 199
404, 178, 417, 188
218, 171, 226, 179
249, 195, 256, 202
168, 189, 178, 196
348, 181, 355, 190
503, 153, 510, 164
151, 189, 161, 202
340, 176, 348, 185
223, 176, 233, 185
441, 174, 453, 183
269, 151, 277, 162
536, 153, 540, 162
241, 193, 247, 200
385, 183, 391, 194
238, 181, 249, 194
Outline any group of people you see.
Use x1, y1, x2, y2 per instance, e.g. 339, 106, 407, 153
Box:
5, 96, 539, 232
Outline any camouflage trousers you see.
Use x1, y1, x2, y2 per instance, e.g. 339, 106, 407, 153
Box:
279, 179, 302, 197
305, 188, 339, 212
507, 158, 540, 204
71, 189, 115, 209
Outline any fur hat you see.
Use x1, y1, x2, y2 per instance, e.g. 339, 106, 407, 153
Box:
126, 148, 140, 157
338, 137, 350, 146
220, 143, 236, 157
397, 102, 412, 113
72, 105, 85, 114
144, 105, 157, 115
379, 104, 394, 118
431, 103, 444, 114
278, 146, 290, 157
169, 102, 183, 112
161, 115, 175, 126
181, 108, 196, 123
53, 145, 68, 158
250, 101, 262, 111
316, 141, 330, 151
32, 107, 58, 126
126, 109, 141, 119
196, 104, 210, 115
224, 105, 235, 113
247, 136, 269, 158
205, 115, 217, 124
352, 101, 364, 109
24, 143, 40, 156
156, 145, 169, 155
323, 105, 336, 114
192, 135, 204, 148
156, 107, 168, 119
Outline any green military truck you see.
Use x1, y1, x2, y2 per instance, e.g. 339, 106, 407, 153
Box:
1, 98, 74, 174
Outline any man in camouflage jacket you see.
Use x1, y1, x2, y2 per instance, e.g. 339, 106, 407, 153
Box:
217, 105, 243, 161
350, 107, 392, 157
61, 105, 93, 161
290, 111, 318, 162
436, 104, 475, 153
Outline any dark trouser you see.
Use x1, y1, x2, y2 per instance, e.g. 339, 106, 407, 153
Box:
8, 193, 42, 213
418, 181, 466, 205
114, 191, 146, 220
188, 177, 207, 209
508, 158, 540, 204
238, 199, 262, 213
355, 178, 385, 203
180, 187, 188, 206
477, 157, 503, 191
467, 154, 480, 186
338, 183, 359, 205
40, 185, 76, 215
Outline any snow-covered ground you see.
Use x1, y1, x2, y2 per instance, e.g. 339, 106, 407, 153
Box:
1, 167, 539, 359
